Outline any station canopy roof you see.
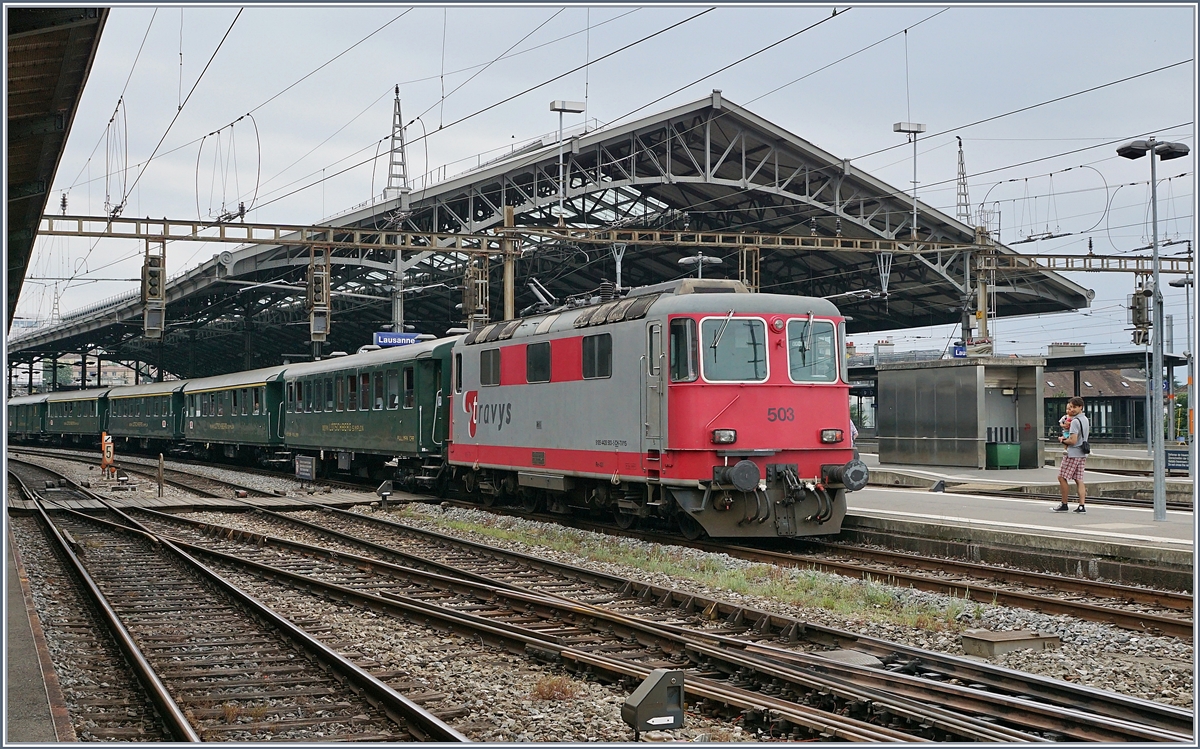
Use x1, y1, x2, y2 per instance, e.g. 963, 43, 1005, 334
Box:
8, 91, 1092, 379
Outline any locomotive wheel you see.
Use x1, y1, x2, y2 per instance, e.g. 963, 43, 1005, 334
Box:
519, 489, 543, 514
677, 513, 705, 541
480, 489, 496, 507
613, 509, 637, 530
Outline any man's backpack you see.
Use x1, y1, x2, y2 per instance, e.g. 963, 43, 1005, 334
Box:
1078, 416, 1091, 455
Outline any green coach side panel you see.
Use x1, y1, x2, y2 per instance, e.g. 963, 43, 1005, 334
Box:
45, 388, 109, 436
182, 365, 286, 446
105, 381, 186, 441
7, 393, 47, 436
281, 338, 458, 457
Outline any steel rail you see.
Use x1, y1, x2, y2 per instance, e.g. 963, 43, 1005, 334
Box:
147, 528, 960, 743
131, 505, 1187, 742
30, 501, 200, 742
33, 477, 469, 743
300, 501, 1196, 736
806, 539, 1192, 611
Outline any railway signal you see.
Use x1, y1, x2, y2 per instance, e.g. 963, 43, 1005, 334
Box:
141, 241, 166, 339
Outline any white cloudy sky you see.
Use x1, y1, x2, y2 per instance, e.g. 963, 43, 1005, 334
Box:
13, 3, 1197, 357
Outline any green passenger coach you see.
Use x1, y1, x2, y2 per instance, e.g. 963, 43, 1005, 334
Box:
45, 388, 109, 442
7, 393, 47, 438
105, 381, 186, 446
279, 338, 455, 479
181, 365, 286, 461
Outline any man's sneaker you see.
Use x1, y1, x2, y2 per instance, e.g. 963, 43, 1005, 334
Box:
1053, 503, 1069, 512
1074, 505, 1086, 513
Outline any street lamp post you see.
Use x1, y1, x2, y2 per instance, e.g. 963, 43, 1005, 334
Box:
678, 252, 722, 279
893, 122, 926, 240
550, 100, 585, 223
1117, 137, 1191, 521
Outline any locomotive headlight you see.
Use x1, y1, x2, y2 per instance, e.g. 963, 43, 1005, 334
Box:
711, 429, 737, 444
820, 429, 844, 443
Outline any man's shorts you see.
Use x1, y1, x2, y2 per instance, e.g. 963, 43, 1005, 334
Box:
1059, 456, 1086, 482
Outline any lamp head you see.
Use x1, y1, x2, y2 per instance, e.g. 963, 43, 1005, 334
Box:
1155, 142, 1190, 161
1116, 140, 1151, 159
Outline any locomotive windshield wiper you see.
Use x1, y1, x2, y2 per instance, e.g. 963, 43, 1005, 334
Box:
711, 309, 735, 349
797, 312, 814, 364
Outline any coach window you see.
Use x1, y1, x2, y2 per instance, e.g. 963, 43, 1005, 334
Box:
480, 349, 500, 386
347, 375, 358, 411
787, 318, 837, 383
669, 318, 698, 382
701, 317, 767, 382
454, 354, 462, 393
253, 388, 262, 416
306, 380, 315, 412
373, 371, 385, 410
583, 333, 612, 379
287, 383, 294, 412
242, 388, 250, 415
359, 373, 371, 411
217, 392, 225, 416
336, 377, 345, 411
403, 367, 415, 408
325, 378, 334, 411
527, 342, 551, 383
233, 389, 240, 416
386, 369, 399, 409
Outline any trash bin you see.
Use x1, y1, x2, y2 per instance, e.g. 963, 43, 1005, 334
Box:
986, 442, 1020, 469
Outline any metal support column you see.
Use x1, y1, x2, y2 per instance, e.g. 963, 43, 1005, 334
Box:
80, 351, 86, 389
503, 205, 515, 320
739, 246, 760, 293
28, 359, 35, 395
51, 354, 58, 391
392, 251, 405, 333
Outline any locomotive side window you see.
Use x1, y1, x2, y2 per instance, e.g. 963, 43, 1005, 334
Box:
526, 342, 551, 383
647, 325, 662, 376
347, 375, 358, 411
787, 319, 837, 382
701, 317, 767, 382
373, 371, 385, 410
480, 349, 500, 386
403, 367, 415, 408
454, 354, 462, 393
669, 318, 698, 382
583, 333, 612, 379
386, 369, 399, 409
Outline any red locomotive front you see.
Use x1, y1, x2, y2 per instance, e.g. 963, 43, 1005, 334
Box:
448, 279, 867, 539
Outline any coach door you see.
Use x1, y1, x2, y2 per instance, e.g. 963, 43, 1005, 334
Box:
643, 322, 664, 450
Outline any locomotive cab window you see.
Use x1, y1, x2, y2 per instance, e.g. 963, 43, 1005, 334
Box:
583, 333, 612, 379
669, 318, 698, 382
526, 342, 550, 383
403, 367, 415, 408
787, 318, 837, 383
701, 317, 767, 382
480, 349, 500, 386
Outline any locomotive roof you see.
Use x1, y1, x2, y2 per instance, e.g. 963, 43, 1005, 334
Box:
181, 363, 290, 393
7, 393, 48, 405
279, 336, 461, 379
464, 285, 844, 344
107, 381, 187, 399
45, 387, 110, 402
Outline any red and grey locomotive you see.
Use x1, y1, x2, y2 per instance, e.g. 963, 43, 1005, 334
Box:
447, 278, 868, 539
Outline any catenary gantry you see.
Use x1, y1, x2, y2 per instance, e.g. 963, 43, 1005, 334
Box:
7, 92, 1093, 380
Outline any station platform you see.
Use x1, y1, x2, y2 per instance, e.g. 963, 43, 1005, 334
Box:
6, 528, 70, 742
847, 451, 1194, 588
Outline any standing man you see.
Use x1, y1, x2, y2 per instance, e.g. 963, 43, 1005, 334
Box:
1054, 397, 1089, 513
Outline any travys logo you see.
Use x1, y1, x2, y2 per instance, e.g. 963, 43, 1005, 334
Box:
464, 390, 479, 437
462, 390, 511, 437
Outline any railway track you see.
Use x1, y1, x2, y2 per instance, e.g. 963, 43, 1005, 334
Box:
14, 448, 1192, 638
15, 471, 466, 742
127, 502, 1192, 741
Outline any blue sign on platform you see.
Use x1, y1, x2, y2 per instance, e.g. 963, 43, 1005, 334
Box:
952, 345, 967, 358
374, 332, 420, 347
1165, 448, 1190, 473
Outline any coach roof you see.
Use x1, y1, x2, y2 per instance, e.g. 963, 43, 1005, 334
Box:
280, 336, 460, 379
107, 381, 186, 399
